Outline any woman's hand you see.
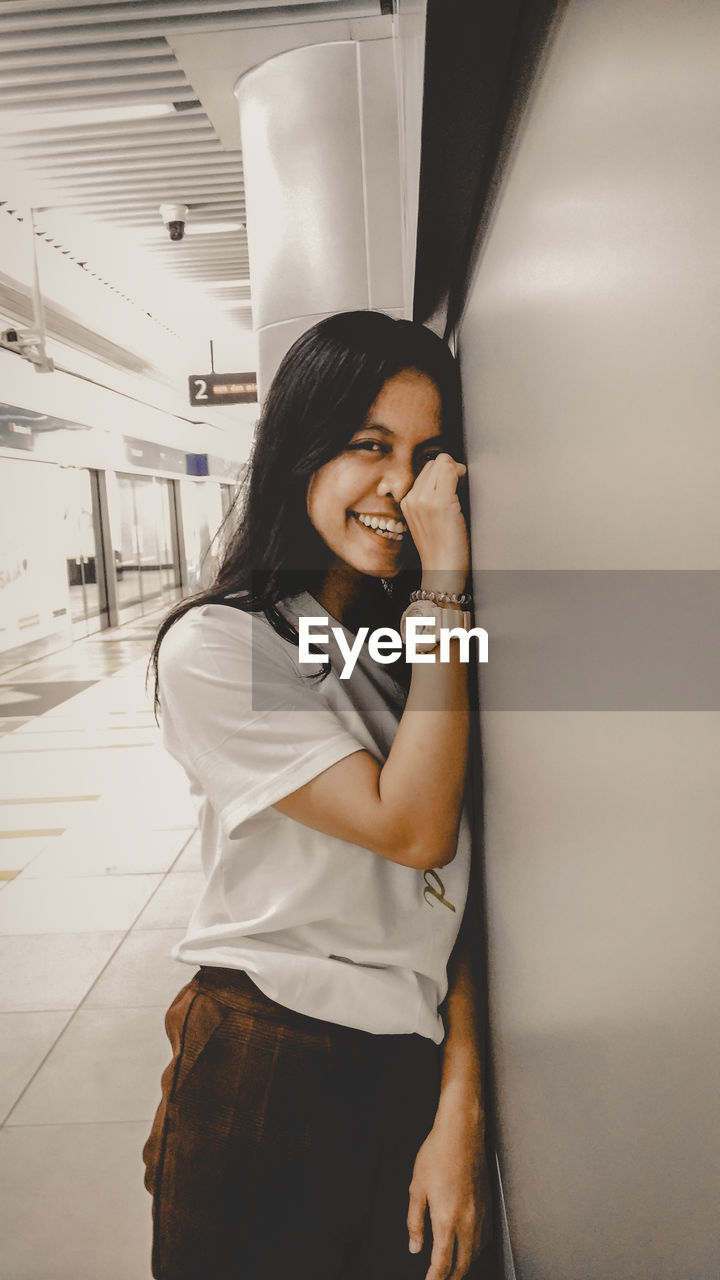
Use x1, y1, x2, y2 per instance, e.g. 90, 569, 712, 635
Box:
407, 1103, 491, 1280
400, 453, 469, 590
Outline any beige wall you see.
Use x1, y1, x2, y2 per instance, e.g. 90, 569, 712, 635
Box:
459, 2, 719, 1276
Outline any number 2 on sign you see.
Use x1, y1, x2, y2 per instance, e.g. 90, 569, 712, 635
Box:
193, 378, 209, 400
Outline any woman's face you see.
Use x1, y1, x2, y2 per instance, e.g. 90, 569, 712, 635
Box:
306, 368, 444, 579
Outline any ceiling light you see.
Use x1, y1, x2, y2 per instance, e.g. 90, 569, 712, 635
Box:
3, 104, 176, 131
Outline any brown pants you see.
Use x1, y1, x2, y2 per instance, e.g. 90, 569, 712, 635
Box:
144, 967, 444, 1280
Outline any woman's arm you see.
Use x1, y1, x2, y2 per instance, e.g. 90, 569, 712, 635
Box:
274, 454, 470, 871
273, 631, 468, 869
407, 921, 491, 1280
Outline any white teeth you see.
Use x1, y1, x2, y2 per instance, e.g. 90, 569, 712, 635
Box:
355, 513, 406, 531
352, 512, 405, 541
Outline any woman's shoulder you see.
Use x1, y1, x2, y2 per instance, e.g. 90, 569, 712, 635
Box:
159, 601, 247, 652
157, 601, 297, 684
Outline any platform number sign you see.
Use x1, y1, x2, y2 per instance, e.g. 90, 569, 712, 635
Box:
189, 372, 258, 406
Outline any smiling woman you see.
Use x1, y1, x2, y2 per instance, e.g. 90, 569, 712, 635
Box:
306, 370, 443, 577
144, 312, 491, 1280
150, 311, 465, 656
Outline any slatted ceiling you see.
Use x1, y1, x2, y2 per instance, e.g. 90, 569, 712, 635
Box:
1, 87, 192, 110
23, 131, 220, 157
0, 75, 192, 99
32, 152, 230, 174
2, 115, 211, 142
0, 0, 379, 339
0, 57, 180, 85
0, 40, 172, 67
56, 166, 242, 185
0, 0, 372, 48
13, 138, 219, 160
167, 259, 248, 268
1, 86, 202, 108
0, 0, 318, 26
0, 0, 370, 22
53, 149, 241, 170
113, 209, 244, 224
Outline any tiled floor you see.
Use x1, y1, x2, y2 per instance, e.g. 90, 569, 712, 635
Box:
0, 614, 199, 1279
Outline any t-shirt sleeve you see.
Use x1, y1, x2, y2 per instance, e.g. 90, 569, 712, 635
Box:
157, 606, 365, 837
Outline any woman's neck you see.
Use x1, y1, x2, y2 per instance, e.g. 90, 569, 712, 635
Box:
314, 560, 373, 629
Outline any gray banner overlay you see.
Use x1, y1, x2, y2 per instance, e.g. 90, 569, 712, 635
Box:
249, 573, 720, 712
474, 572, 719, 711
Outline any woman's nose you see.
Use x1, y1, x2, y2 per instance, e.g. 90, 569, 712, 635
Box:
376, 460, 414, 504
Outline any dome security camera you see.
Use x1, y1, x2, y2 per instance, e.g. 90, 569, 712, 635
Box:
159, 203, 189, 242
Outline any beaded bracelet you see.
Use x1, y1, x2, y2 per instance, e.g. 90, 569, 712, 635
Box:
409, 588, 473, 608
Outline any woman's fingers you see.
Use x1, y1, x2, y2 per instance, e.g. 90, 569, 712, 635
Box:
407, 1183, 427, 1255
446, 1231, 474, 1280
400, 451, 470, 581
414, 453, 466, 494
424, 1222, 456, 1280
424, 1222, 475, 1280
400, 455, 465, 512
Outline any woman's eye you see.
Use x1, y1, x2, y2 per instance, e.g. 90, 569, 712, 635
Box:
347, 440, 385, 454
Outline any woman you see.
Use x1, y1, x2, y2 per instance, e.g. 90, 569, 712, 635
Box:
144, 311, 491, 1280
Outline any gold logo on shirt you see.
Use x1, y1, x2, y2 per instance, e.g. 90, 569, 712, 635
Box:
423, 869, 456, 912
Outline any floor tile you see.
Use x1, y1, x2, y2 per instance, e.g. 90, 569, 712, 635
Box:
0, 716, 29, 737
14, 715, 155, 737
0, 1011, 71, 1123
83, 929, 191, 1008
120, 746, 197, 824
147, 797, 198, 829
0, 728, 157, 753
0, 875, 161, 935
133, 872, 205, 930
0, 751, 137, 800
0, 933, 123, 1011
0, 799, 99, 829
171, 829, 201, 871
0, 834, 59, 872
19, 826, 195, 879
0, 1122, 153, 1280
7, 1007, 170, 1125
0, 681, 97, 718
0, 608, 185, 1279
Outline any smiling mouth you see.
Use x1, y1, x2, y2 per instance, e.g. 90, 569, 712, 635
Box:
349, 511, 407, 542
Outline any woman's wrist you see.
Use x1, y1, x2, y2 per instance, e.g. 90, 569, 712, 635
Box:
433, 1077, 485, 1133
420, 570, 469, 598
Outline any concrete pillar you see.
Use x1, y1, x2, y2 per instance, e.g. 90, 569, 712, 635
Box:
235, 39, 404, 397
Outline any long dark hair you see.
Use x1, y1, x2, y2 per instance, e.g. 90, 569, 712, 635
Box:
150, 310, 462, 711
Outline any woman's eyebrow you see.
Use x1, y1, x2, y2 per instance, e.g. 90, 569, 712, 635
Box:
356, 422, 393, 435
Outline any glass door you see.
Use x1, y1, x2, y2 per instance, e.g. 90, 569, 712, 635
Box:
179, 480, 225, 590
113, 473, 143, 617
133, 475, 164, 608
60, 467, 108, 640
156, 478, 181, 599
110, 472, 182, 621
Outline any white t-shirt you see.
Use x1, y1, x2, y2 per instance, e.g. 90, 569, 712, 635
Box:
157, 595, 470, 1043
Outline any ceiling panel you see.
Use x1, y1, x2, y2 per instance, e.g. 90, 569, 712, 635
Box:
0, 0, 381, 338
